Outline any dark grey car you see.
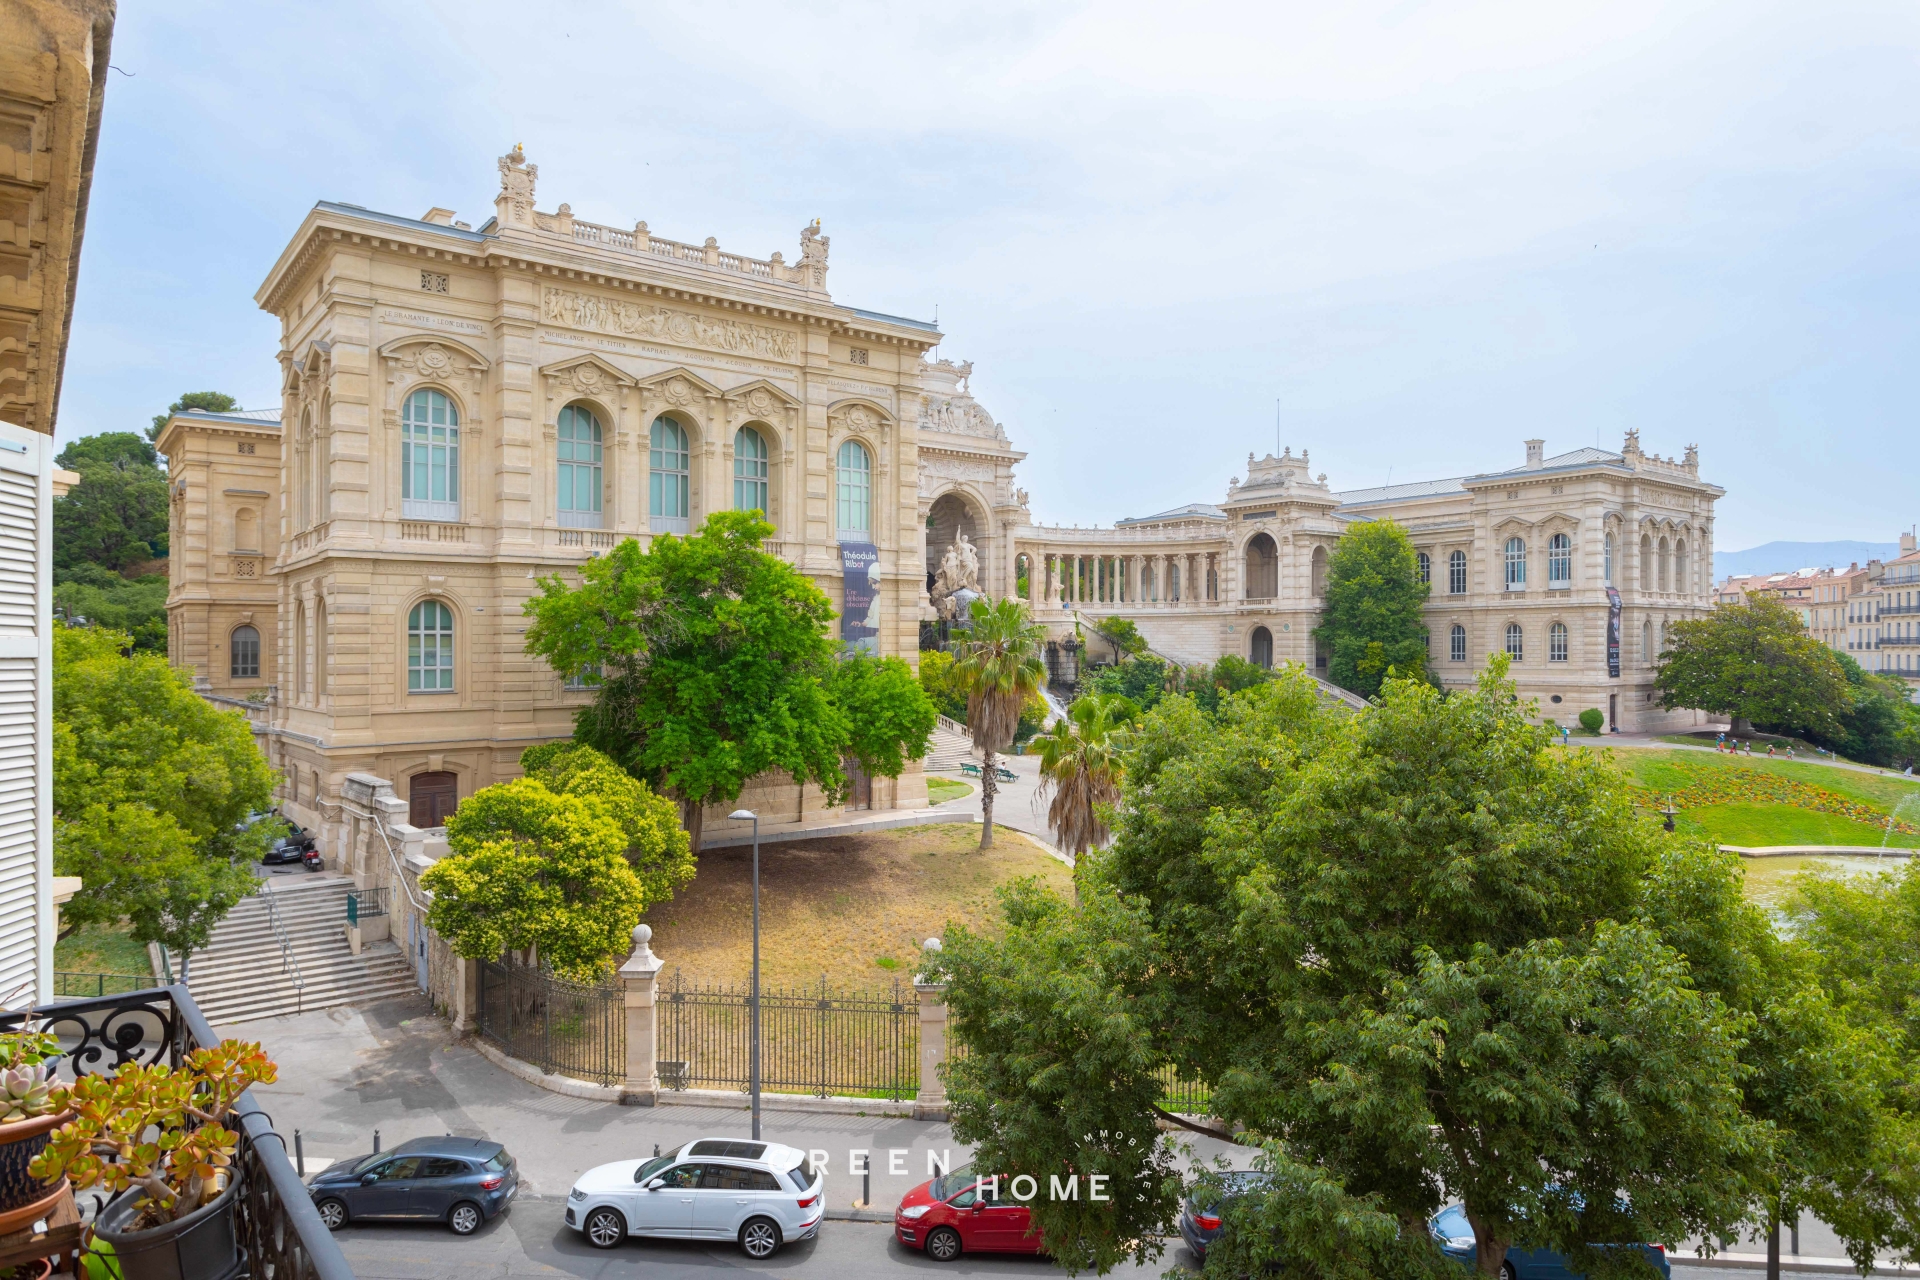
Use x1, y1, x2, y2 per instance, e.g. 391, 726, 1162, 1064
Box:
308, 1137, 518, 1235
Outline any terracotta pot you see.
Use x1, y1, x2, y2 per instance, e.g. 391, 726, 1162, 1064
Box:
91, 1180, 241, 1280
0, 1112, 73, 1218
1, 1256, 53, 1280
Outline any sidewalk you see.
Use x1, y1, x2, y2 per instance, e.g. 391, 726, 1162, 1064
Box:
923, 748, 1074, 864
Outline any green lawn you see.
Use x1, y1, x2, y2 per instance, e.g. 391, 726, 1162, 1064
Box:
1675, 804, 1920, 849
1621, 749, 1920, 814
925, 777, 973, 805
54, 923, 153, 977
1614, 748, 1920, 849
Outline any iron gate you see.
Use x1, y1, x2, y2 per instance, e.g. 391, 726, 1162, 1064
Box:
657, 970, 919, 1100
475, 959, 625, 1085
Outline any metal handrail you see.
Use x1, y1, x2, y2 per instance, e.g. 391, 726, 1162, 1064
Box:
258, 885, 305, 1013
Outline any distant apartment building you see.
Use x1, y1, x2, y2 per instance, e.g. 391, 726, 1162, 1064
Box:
1856, 533, 1920, 697
1717, 564, 1868, 654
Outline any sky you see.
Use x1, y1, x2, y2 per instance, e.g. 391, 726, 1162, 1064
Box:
56, 0, 1920, 552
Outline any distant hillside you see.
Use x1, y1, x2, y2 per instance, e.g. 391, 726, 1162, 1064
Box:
1714, 541, 1902, 581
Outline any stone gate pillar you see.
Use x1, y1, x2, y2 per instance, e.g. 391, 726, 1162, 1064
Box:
913, 938, 949, 1121
620, 923, 664, 1105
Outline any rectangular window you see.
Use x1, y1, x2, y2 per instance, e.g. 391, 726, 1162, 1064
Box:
1449, 553, 1467, 596
1450, 626, 1467, 662
401, 423, 459, 521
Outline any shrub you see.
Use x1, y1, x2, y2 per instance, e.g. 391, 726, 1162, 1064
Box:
1579, 708, 1604, 734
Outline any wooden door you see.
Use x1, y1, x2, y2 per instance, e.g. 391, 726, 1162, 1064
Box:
409, 771, 458, 828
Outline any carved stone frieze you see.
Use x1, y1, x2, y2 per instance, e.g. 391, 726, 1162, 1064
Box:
542, 286, 800, 362
384, 340, 487, 400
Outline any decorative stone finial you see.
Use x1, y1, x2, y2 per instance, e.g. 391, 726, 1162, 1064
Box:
624, 922, 657, 968
923, 937, 943, 953
496, 145, 539, 230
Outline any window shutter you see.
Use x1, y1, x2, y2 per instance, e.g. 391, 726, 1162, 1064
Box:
0, 424, 51, 1007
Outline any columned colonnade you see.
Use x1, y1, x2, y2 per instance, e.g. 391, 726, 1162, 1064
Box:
1023, 549, 1223, 612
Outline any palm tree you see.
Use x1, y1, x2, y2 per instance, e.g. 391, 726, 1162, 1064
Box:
1034, 693, 1130, 857
950, 596, 1047, 850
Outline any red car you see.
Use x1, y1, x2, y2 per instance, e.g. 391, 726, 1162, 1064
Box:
894, 1166, 1044, 1261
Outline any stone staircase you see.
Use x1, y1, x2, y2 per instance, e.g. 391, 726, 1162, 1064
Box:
170, 878, 418, 1025
925, 718, 977, 772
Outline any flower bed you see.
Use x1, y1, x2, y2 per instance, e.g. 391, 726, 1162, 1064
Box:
1643, 764, 1920, 837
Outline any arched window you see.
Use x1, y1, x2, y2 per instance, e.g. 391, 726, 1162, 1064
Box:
1249, 625, 1273, 669
401, 388, 459, 521
1244, 533, 1278, 600
649, 416, 690, 534
314, 599, 327, 696
1548, 533, 1572, 587
1311, 545, 1328, 596
1449, 623, 1467, 662
1416, 551, 1431, 584
1505, 622, 1523, 659
1641, 619, 1652, 663
234, 507, 258, 553
1549, 621, 1568, 662
836, 439, 871, 538
408, 600, 455, 692
230, 625, 259, 679
1448, 549, 1467, 595
1675, 539, 1688, 594
1604, 532, 1614, 585
1657, 537, 1670, 592
295, 409, 312, 528
1505, 537, 1526, 589
734, 426, 770, 515
294, 602, 307, 697
557, 404, 604, 528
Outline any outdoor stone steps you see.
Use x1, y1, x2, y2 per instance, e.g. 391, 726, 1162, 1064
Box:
171, 881, 420, 1024
925, 723, 976, 771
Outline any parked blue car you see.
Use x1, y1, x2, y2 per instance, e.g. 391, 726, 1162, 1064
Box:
308, 1136, 518, 1235
1429, 1204, 1671, 1280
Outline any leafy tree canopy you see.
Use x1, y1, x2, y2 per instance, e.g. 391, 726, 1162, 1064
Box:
51, 565, 167, 653
1782, 652, 1920, 768
524, 511, 934, 848
1656, 596, 1852, 738
1312, 519, 1432, 698
53, 432, 170, 576
826, 653, 937, 780
52, 625, 274, 957
951, 596, 1048, 848
518, 743, 695, 904
917, 649, 968, 721
148, 392, 240, 442
933, 659, 1914, 1276
1093, 615, 1148, 659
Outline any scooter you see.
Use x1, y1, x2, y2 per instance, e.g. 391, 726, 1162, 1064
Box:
301, 846, 324, 872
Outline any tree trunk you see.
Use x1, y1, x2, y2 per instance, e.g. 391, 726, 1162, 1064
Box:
679, 798, 705, 856
1767, 1212, 1780, 1280
979, 748, 997, 850
1731, 715, 1754, 737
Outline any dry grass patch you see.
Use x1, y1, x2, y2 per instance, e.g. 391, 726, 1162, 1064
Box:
639, 823, 1070, 988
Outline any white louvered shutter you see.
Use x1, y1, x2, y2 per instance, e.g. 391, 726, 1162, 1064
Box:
0, 423, 51, 1008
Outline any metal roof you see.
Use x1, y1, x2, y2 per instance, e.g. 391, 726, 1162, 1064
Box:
315, 201, 490, 243
176, 408, 282, 426
1116, 501, 1227, 526
1334, 476, 1470, 506
843, 305, 939, 334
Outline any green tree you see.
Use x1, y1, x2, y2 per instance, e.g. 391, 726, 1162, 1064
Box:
1790, 653, 1919, 768
148, 391, 240, 442
50, 564, 167, 652
1084, 653, 1170, 713
524, 511, 931, 850
933, 660, 1779, 1276
826, 653, 938, 780
916, 649, 968, 721
951, 597, 1048, 850
519, 743, 695, 903
53, 432, 170, 576
1034, 692, 1131, 856
51, 625, 274, 971
420, 774, 657, 980
1656, 596, 1851, 738
1093, 615, 1148, 660
1312, 519, 1431, 699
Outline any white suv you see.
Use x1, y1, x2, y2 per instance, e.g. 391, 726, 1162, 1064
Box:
565, 1138, 823, 1258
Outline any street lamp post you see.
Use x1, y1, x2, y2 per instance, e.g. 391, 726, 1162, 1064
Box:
729, 808, 761, 1140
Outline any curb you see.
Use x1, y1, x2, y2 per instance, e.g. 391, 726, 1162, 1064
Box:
1676, 1254, 1917, 1275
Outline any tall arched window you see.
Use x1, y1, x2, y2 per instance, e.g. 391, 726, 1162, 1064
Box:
401, 389, 459, 521
835, 439, 871, 538
1449, 623, 1467, 662
295, 409, 312, 528
649, 415, 690, 534
1416, 551, 1431, 584
1249, 625, 1273, 669
409, 600, 455, 692
1310, 545, 1328, 596
1449, 549, 1467, 595
1547, 533, 1572, 586
294, 602, 307, 697
1641, 620, 1652, 663
1639, 534, 1652, 590
1657, 537, 1670, 592
557, 404, 604, 528
1549, 621, 1569, 662
1505, 622, 1524, 659
1675, 539, 1688, 594
234, 507, 258, 553
734, 426, 770, 515
1505, 537, 1526, 589
230, 625, 259, 679
1604, 532, 1614, 585
314, 599, 327, 696
1244, 533, 1278, 600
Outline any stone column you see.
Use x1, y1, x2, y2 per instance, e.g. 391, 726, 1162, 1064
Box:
620, 923, 664, 1106
913, 938, 949, 1121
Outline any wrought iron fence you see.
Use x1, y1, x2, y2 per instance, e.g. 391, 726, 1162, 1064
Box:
658, 970, 919, 1101
346, 885, 388, 923
51, 971, 152, 1000
0, 985, 354, 1280
475, 958, 625, 1086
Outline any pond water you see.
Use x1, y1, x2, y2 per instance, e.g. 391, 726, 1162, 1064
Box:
1741, 853, 1912, 908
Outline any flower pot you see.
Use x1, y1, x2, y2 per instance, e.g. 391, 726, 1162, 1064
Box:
0, 1111, 73, 1217
90, 1180, 242, 1280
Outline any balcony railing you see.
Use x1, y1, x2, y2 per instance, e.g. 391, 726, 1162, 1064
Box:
1, 985, 355, 1280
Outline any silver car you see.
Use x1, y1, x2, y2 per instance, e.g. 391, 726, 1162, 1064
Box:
565, 1138, 823, 1258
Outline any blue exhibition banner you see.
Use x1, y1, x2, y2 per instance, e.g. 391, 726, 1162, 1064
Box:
840, 541, 881, 655
1606, 586, 1622, 678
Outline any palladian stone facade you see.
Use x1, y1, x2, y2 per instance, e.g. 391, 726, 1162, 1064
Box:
163, 149, 1724, 864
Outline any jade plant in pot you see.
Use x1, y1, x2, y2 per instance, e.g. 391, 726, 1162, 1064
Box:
30, 1041, 275, 1280
0, 1029, 73, 1221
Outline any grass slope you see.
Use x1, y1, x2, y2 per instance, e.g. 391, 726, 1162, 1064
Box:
54, 923, 153, 976
1618, 748, 1920, 848
925, 777, 973, 805
639, 823, 1070, 988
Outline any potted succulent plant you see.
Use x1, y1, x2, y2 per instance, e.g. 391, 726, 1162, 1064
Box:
0, 1029, 74, 1226
30, 1041, 275, 1280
